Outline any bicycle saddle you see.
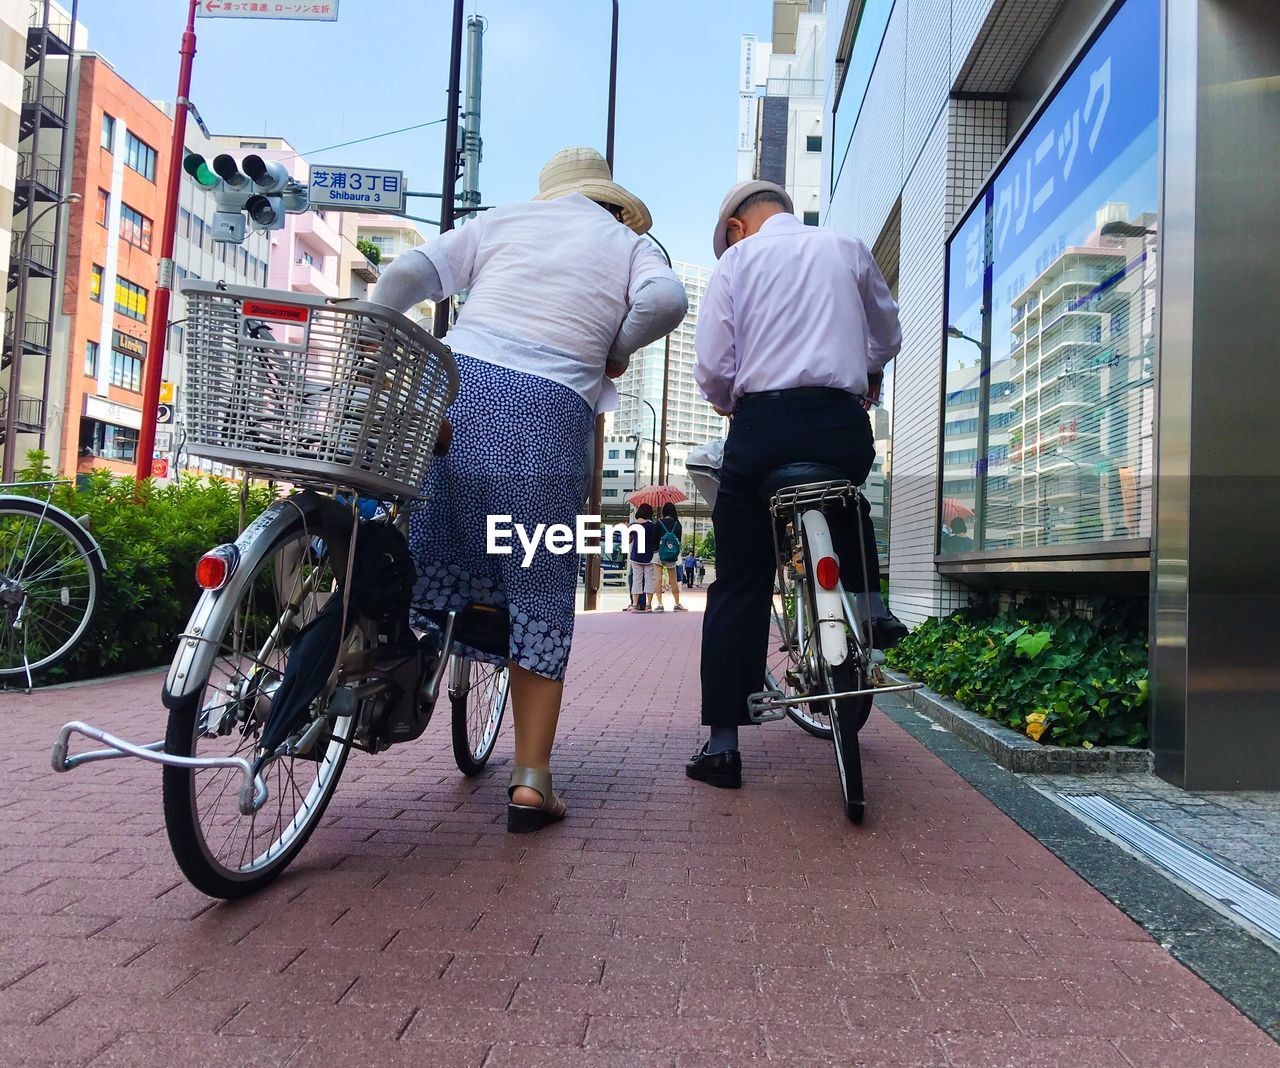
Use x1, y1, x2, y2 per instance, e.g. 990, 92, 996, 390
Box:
758, 463, 850, 505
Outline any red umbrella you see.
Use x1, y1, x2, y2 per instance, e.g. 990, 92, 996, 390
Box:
942, 497, 976, 525
627, 484, 688, 509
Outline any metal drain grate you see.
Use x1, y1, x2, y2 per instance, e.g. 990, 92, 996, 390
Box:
1058, 794, 1280, 945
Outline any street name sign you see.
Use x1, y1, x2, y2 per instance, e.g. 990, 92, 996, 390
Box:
308, 165, 406, 214
198, 2, 339, 20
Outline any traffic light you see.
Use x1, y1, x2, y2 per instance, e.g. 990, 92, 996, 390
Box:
243, 154, 290, 232
180, 151, 309, 245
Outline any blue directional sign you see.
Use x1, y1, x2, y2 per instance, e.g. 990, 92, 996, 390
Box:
307, 165, 406, 214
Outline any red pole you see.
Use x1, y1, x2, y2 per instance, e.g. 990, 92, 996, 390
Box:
135, 0, 198, 483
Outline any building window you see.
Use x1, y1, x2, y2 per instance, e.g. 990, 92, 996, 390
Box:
607, 449, 620, 459
939, 0, 1159, 555
806, 134, 822, 153
95, 189, 110, 227
120, 203, 153, 252
603, 489, 619, 498
90, 264, 104, 302
124, 132, 157, 181
87, 421, 138, 463
299, 251, 315, 267
239, 140, 268, 149
84, 340, 100, 378
114, 276, 149, 322
803, 211, 820, 226
603, 469, 619, 479
191, 215, 205, 249
109, 349, 143, 392
624, 449, 635, 459
830, 0, 895, 192
101, 113, 115, 151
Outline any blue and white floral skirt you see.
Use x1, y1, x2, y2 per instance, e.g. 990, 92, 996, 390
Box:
408, 353, 592, 681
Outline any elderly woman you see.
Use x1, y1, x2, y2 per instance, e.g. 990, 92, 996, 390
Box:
372, 148, 686, 833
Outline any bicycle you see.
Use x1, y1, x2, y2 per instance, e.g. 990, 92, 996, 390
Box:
1, 480, 105, 689
52, 281, 514, 899
746, 466, 918, 822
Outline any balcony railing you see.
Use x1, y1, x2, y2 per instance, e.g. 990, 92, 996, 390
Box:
22, 75, 66, 121
28, 2, 73, 43
3, 310, 51, 353
0, 386, 44, 439
17, 152, 61, 190
11, 232, 56, 274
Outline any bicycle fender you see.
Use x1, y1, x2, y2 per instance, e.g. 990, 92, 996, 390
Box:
2, 495, 107, 571
162, 492, 348, 706
800, 508, 849, 668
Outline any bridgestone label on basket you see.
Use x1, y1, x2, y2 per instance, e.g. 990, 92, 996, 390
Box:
242, 300, 310, 324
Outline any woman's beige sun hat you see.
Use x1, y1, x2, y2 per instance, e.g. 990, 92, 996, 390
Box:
534, 147, 653, 235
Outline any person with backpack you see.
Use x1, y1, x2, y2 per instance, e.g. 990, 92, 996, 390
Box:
628, 503, 659, 611
651, 502, 688, 612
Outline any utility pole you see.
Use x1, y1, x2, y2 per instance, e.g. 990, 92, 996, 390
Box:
135, 0, 198, 483
459, 16, 485, 220
433, 0, 465, 339
584, 0, 620, 612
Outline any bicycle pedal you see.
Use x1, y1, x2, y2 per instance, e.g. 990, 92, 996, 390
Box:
747, 690, 788, 724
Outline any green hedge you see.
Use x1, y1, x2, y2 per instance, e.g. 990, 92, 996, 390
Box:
885, 602, 1149, 748
14, 453, 274, 684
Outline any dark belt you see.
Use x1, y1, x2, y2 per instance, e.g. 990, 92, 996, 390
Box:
737, 386, 859, 405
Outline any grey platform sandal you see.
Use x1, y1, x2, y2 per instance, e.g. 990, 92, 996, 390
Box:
507, 767, 567, 834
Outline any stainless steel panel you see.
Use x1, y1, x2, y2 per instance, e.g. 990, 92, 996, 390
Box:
1152, 0, 1280, 789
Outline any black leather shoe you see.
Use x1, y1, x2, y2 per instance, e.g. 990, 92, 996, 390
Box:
870, 614, 909, 650
685, 744, 742, 789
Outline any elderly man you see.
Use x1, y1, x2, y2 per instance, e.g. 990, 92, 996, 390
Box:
687, 180, 905, 789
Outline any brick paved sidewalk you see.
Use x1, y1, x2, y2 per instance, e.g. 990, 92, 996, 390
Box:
2, 608, 1277, 1066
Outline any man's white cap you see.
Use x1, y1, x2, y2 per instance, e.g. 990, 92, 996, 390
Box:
713, 179, 794, 259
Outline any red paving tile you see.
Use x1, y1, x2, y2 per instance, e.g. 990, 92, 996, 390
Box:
2, 607, 1277, 1066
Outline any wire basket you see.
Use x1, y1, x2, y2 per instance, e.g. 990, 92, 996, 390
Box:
181, 282, 458, 500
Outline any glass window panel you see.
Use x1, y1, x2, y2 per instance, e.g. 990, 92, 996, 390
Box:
830, 0, 896, 194
940, 0, 1158, 554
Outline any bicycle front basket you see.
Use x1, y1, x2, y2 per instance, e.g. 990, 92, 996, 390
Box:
181, 282, 458, 500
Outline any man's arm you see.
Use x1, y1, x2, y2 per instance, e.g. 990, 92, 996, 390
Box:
855, 242, 902, 374
692, 263, 736, 414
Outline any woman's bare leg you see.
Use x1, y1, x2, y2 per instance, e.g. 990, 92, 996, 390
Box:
669, 566, 682, 607
509, 662, 564, 807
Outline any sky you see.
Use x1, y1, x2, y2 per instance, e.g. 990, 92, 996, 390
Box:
73, 0, 776, 268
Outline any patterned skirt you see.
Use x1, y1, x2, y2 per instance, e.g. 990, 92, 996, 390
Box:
408, 353, 593, 681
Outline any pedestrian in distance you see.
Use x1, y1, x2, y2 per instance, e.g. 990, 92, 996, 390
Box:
686, 179, 907, 790
683, 548, 697, 588
651, 503, 688, 612
372, 147, 687, 831
628, 503, 659, 611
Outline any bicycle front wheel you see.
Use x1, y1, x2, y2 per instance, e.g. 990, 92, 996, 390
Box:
162, 520, 357, 899
449, 656, 509, 775
0, 498, 102, 682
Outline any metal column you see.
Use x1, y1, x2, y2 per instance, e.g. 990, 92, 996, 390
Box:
1151, 0, 1280, 788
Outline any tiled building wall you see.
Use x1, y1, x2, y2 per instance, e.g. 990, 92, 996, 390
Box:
822, 0, 1080, 624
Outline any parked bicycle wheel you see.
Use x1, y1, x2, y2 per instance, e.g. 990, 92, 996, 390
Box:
0, 497, 102, 682
162, 520, 357, 899
449, 655, 509, 775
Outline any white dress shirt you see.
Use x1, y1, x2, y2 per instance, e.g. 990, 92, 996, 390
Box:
374, 193, 685, 411
693, 212, 901, 413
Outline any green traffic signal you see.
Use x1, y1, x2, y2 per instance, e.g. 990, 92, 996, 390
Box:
183, 152, 219, 188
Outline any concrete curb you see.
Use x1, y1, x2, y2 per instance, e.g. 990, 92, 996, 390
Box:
885, 669, 1153, 774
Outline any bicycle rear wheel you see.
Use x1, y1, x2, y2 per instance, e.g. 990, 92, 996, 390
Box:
162, 521, 357, 898
0, 498, 102, 681
768, 583, 832, 739
800, 524, 872, 824
449, 655, 509, 775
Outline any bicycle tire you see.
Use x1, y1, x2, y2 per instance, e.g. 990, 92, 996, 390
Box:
449, 655, 509, 775
0, 497, 102, 681
767, 580, 833, 739
800, 522, 871, 824
162, 515, 356, 899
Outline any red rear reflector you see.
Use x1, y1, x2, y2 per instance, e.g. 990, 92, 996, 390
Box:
815, 556, 841, 590
196, 547, 236, 590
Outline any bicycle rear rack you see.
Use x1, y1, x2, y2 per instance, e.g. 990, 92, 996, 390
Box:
52, 721, 269, 815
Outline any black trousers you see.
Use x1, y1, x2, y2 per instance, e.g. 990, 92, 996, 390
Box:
700, 388, 878, 728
